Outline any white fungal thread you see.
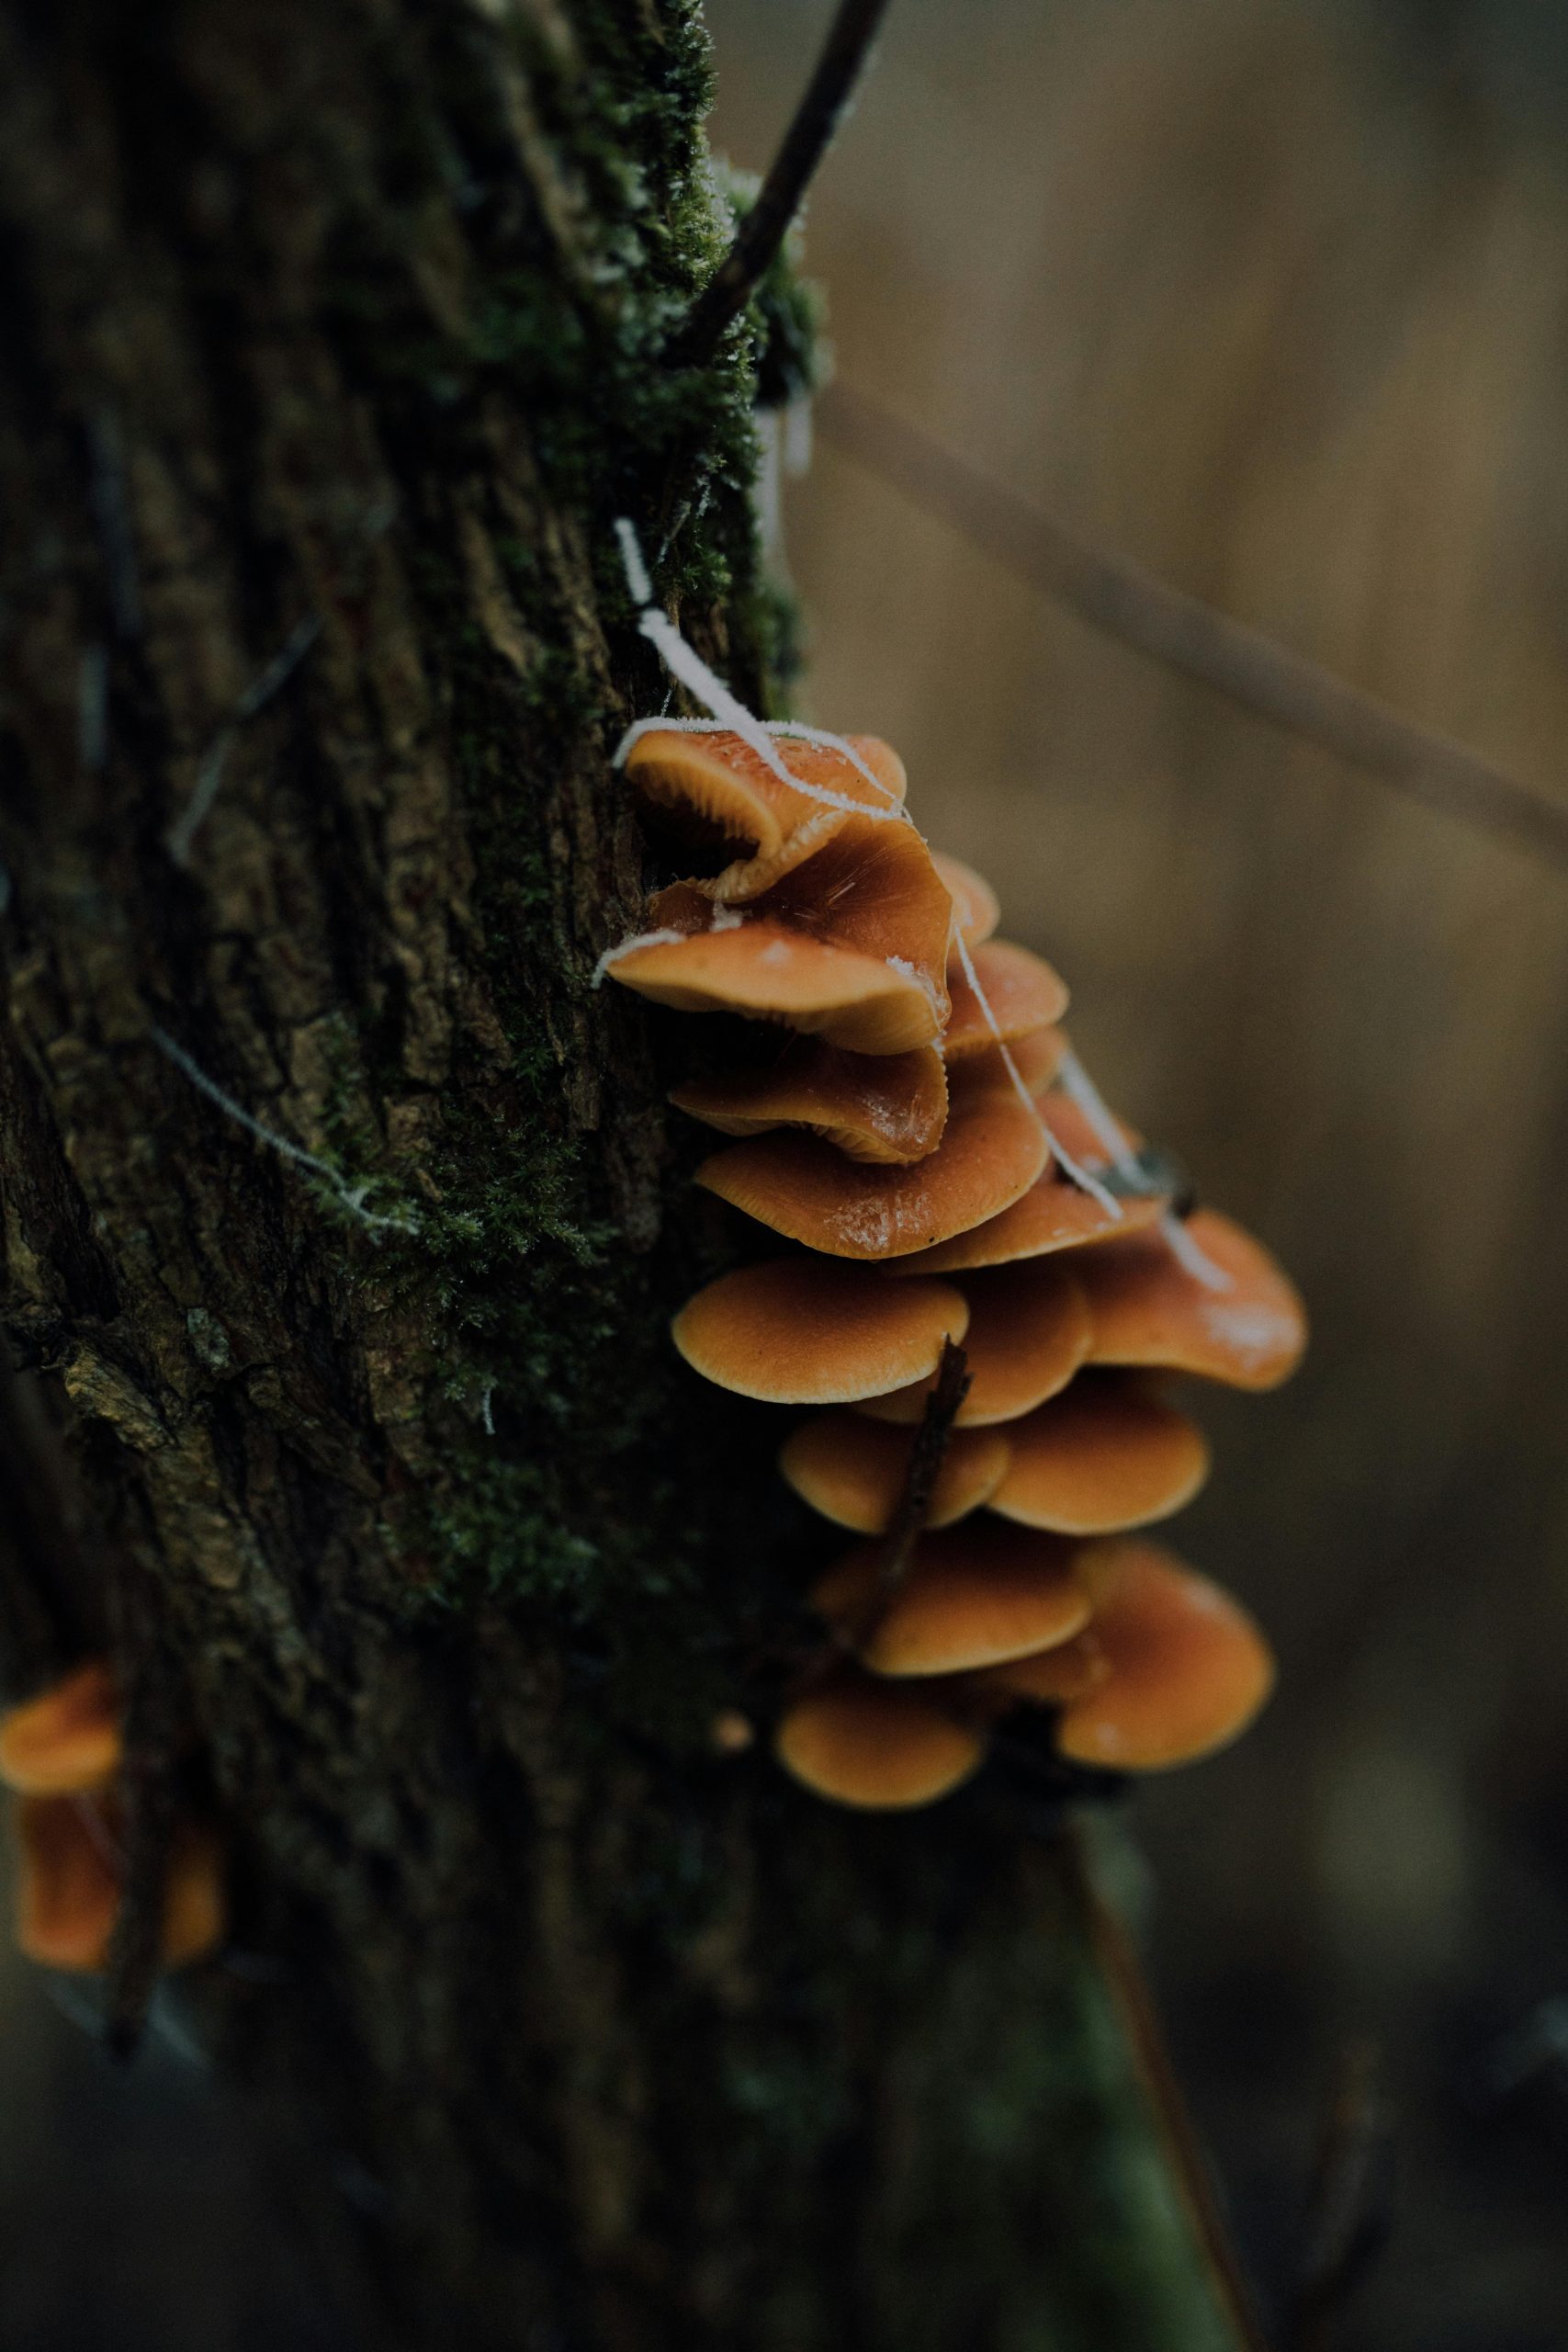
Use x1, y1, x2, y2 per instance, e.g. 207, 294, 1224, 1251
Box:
948, 929, 1122, 1220
1055, 1045, 1231, 1291
591, 926, 689, 986
612, 520, 903, 822
479, 1385, 495, 1437
151, 1027, 419, 1237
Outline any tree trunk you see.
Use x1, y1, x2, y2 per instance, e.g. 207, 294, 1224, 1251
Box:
0, 3, 1250, 2346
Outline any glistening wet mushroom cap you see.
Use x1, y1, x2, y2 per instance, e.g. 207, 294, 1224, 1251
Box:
774, 1672, 984, 1809
779, 1413, 1010, 1533
1055, 1539, 1275, 1770
988, 1374, 1211, 1534
0, 1660, 121, 1797
857, 1261, 1091, 1428
672, 1258, 970, 1405
812, 1520, 1090, 1677
1078, 1209, 1308, 1389
695, 1081, 1049, 1260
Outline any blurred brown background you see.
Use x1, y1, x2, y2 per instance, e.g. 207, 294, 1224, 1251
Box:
6, 0, 1568, 2342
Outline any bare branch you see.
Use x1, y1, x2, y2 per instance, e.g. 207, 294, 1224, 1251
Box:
819, 381, 1568, 875
669, 0, 893, 370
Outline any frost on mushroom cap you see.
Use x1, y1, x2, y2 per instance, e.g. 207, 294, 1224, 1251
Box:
812, 1520, 1091, 1676
779, 1413, 1010, 1533
671, 1039, 949, 1166
774, 1672, 984, 1809
606, 915, 942, 1056
625, 728, 906, 878
0, 1660, 121, 1797
857, 1261, 1092, 1428
1078, 1209, 1308, 1389
1055, 1540, 1275, 1770
695, 1082, 1049, 1261
988, 1374, 1212, 1534
13, 1796, 225, 1972
943, 939, 1070, 1057
932, 852, 1000, 945
672, 1259, 970, 1405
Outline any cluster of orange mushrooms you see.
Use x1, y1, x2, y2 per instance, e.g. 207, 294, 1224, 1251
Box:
608, 724, 1306, 1810
0, 1660, 222, 1973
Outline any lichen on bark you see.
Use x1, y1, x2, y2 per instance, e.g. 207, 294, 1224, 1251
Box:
0, 3, 1252, 2345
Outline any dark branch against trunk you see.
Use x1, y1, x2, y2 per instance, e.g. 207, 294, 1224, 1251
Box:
0, 4, 1249, 2346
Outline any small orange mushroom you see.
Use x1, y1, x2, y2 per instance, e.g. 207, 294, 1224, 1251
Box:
965, 1626, 1111, 1708
1077, 1210, 1307, 1390
671, 1258, 970, 1404
0, 1660, 120, 1797
1053, 1539, 1275, 1770
859, 1261, 1092, 1428
606, 909, 942, 1056
13, 1797, 225, 1972
943, 939, 1070, 1058
966, 1023, 1067, 1098
933, 852, 1000, 945
779, 1412, 1010, 1532
774, 1671, 984, 1809
812, 1521, 1090, 1676
671, 1039, 948, 1165
624, 728, 907, 899
757, 812, 954, 1035
988, 1374, 1211, 1533
695, 1079, 1049, 1261
887, 1162, 1168, 1277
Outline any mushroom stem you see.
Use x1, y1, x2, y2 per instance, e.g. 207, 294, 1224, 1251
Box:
852, 1336, 970, 1643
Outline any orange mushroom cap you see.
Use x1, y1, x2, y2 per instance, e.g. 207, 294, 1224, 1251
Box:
695, 1080, 1049, 1261
0, 1661, 121, 1797
606, 909, 942, 1057
774, 1671, 985, 1809
965, 1626, 1112, 1708
860, 1260, 1092, 1428
15, 1795, 122, 1970
812, 1521, 1090, 1676
1077, 1209, 1307, 1390
779, 1412, 1010, 1533
624, 728, 906, 893
887, 1162, 1168, 1277
1055, 1539, 1275, 1770
943, 939, 1070, 1058
13, 1796, 225, 1972
671, 1258, 970, 1405
754, 813, 954, 1035
671, 1039, 948, 1166
932, 852, 1000, 945
988, 1374, 1211, 1534
964, 1023, 1067, 1099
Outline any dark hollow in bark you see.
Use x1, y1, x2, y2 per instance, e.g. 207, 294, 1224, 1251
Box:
0, 3, 1248, 2346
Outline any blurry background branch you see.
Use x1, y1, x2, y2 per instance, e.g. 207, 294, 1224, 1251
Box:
819, 382, 1568, 873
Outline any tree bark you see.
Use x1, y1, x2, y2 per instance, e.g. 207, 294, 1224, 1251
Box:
0, 3, 1251, 2345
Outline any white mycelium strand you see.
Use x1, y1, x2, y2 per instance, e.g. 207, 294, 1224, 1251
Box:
1055, 1044, 1231, 1292
152, 1027, 418, 1237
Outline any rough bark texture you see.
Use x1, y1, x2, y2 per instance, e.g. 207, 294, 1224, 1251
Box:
0, 3, 1245, 2346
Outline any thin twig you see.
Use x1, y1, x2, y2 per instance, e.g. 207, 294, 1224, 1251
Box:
1060, 1819, 1275, 2352
668, 0, 893, 369
166, 614, 321, 865
1290, 2039, 1394, 2352
864, 1335, 968, 1608
818, 381, 1568, 875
